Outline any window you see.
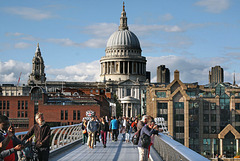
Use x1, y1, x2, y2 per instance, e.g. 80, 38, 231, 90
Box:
236, 103, 240, 110
61, 110, 64, 120
155, 91, 166, 98
22, 101, 24, 109
73, 110, 76, 120
211, 103, 216, 110
21, 111, 24, 117
25, 101, 28, 109
0, 101, 2, 109
77, 110, 80, 120
174, 102, 184, 109
175, 127, 184, 133
211, 126, 216, 134
18, 101, 20, 109
65, 110, 68, 120
203, 102, 209, 110
203, 126, 209, 134
236, 115, 240, 122
203, 114, 209, 122
127, 89, 131, 96
18, 111, 20, 117
3, 101, 5, 109
7, 101, 9, 109
7, 111, 9, 117
25, 111, 28, 117
211, 114, 216, 122
175, 114, 184, 121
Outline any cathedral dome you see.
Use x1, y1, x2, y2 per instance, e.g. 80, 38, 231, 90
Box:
106, 30, 140, 49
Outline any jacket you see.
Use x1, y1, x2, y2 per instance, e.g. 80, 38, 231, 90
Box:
110, 119, 118, 130
138, 125, 158, 149
0, 130, 21, 161
87, 120, 98, 133
22, 123, 51, 148
100, 122, 109, 132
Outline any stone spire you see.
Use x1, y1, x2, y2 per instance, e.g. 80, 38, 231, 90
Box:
118, 1, 128, 31
35, 43, 41, 57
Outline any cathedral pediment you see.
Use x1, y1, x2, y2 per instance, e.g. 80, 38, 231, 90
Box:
118, 79, 139, 86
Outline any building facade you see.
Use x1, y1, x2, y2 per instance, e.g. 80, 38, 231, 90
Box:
157, 65, 170, 84
147, 70, 240, 158
209, 66, 224, 84
100, 3, 148, 117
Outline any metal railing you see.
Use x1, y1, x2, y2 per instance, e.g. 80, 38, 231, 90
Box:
16, 124, 82, 152
153, 133, 210, 161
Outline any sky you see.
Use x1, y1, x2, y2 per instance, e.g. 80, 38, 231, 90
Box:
0, 0, 240, 85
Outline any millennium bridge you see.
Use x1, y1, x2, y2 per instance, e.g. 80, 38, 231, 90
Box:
16, 124, 210, 161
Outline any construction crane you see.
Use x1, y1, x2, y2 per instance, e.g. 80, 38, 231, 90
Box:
17, 72, 22, 86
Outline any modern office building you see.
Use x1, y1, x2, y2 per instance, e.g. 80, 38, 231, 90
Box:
157, 65, 170, 84
209, 66, 224, 84
146, 69, 240, 158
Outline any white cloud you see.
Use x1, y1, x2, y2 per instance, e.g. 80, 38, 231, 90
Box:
83, 23, 117, 38
14, 42, 32, 49
147, 55, 233, 84
3, 7, 55, 20
5, 32, 24, 37
46, 60, 100, 82
131, 24, 183, 35
195, 0, 230, 13
0, 60, 31, 85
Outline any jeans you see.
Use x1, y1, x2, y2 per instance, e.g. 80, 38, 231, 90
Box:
88, 132, 95, 147
101, 131, 107, 145
138, 147, 148, 161
83, 133, 88, 144
112, 129, 118, 141
37, 147, 49, 161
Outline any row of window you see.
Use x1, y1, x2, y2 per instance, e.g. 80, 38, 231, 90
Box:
0, 101, 10, 109
203, 114, 216, 122
61, 110, 80, 120
203, 126, 217, 134
18, 100, 28, 109
0, 111, 9, 117
17, 111, 28, 117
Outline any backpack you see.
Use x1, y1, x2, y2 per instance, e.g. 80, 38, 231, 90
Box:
132, 128, 141, 145
140, 133, 151, 148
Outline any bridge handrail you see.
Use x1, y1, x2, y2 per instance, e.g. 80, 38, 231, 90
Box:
15, 124, 82, 152
154, 133, 210, 161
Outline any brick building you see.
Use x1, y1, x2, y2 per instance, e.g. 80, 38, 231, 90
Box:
0, 86, 110, 132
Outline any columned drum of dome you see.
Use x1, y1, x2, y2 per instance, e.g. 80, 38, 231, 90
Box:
100, 3, 146, 82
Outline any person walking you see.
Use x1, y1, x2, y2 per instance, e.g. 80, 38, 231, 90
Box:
99, 117, 109, 148
22, 112, 51, 161
138, 119, 158, 161
82, 119, 88, 145
110, 116, 118, 142
87, 116, 98, 149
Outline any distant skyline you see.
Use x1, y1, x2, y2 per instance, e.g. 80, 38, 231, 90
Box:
1, 0, 240, 85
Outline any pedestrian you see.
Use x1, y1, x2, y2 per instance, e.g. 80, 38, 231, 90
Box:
99, 117, 109, 148
22, 112, 51, 161
110, 116, 118, 141
131, 119, 138, 133
82, 119, 88, 145
125, 118, 131, 143
94, 116, 100, 146
121, 117, 126, 142
87, 116, 98, 149
0, 115, 23, 161
138, 119, 158, 161
137, 115, 148, 131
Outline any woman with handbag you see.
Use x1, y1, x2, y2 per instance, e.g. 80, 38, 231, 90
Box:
82, 119, 88, 145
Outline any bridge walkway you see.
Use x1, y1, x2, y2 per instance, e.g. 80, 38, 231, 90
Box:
49, 136, 140, 161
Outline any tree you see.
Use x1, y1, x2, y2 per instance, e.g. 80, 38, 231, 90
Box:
113, 94, 122, 117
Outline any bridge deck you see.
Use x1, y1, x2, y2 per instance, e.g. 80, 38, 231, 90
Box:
50, 136, 139, 161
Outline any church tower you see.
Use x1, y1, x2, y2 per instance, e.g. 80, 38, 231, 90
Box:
28, 43, 46, 86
